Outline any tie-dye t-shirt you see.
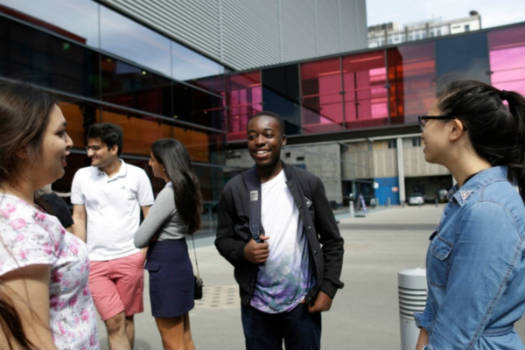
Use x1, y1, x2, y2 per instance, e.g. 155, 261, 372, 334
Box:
0, 193, 99, 349
250, 170, 314, 313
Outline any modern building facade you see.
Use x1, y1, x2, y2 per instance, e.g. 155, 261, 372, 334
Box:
0, 0, 230, 210
0, 0, 523, 212
209, 22, 524, 205
368, 11, 482, 48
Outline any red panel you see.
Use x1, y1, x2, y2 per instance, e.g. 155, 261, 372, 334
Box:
226, 71, 262, 141
300, 58, 344, 133
342, 51, 388, 130
387, 42, 436, 124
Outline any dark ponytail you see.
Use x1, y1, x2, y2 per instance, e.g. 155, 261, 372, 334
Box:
151, 139, 202, 233
437, 80, 525, 201
499, 89, 525, 201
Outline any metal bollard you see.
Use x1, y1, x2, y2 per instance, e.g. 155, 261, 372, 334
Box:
398, 268, 427, 350
349, 201, 355, 217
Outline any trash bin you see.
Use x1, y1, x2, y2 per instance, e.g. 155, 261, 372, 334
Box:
398, 268, 427, 350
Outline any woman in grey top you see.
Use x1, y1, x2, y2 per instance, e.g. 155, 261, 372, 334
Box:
135, 138, 202, 350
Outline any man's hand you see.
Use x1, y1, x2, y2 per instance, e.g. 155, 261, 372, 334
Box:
308, 291, 333, 313
243, 235, 269, 264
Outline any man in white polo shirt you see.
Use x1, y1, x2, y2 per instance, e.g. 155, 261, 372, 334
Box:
71, 123, 154, 350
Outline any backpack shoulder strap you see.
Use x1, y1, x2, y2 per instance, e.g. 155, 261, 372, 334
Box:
241, 167, 264, 242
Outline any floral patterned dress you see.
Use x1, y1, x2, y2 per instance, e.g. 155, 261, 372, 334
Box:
0, 193, 98, 350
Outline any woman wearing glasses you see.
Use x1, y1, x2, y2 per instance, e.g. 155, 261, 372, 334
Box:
134, 138, 202, 350
415, 80, 525, 350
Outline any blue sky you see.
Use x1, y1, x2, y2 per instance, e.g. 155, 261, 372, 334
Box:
367, 0, 525, 28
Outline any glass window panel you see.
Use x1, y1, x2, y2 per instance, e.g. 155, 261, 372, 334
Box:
488, 25, 525, 96
58, 101, 87, 148
172, 83, 225, 130
226, 72, 262, 141
97, 107, 220, 163
262, 65, 301, 135
387, 42, 436, 124
172, 41, 224, 81
172, 128, 210, 163
0, 0, 99, 46
191, 74, 226, 96
435, 32, 490, 83
194, 164, 223, 204
100, 6, 170, 77
343, 51, 388, 130
300, 58, 344, 134
0, 16, 99, 96
194, 164, 235, 231
98, 109, 173, 156
100, 55, 172, 116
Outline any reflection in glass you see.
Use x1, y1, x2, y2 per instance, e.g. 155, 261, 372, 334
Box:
488, 26, 525, 96
97, 107, 218, 164
343, 51, 388, 129
58, 101, 88, 147
227, 72, 262, 140
100, 55, 172, 116
388, 42, 436, 124
435, 32, 490, 83
261, 65, 301, 135
172, 82, 225, 130
100, 6, 170, 77
0, 0, 99, 46
172, 41, 224, 81
98, 109, 172, 156
0, 16, 99, 96
191, 74, 226, 95
300, 58, 345, 133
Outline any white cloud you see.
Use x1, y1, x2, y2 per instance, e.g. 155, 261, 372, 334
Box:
367, 0, 525, 28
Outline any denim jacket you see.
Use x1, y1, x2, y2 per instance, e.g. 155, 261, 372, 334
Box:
415, 166, 525, 350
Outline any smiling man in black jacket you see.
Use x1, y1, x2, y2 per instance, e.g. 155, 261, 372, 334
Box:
215, 111, 344, 350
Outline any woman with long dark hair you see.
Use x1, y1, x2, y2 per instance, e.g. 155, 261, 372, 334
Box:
135, 138, 202, 350
415, 80, 525, 349
0, 80, 98, 349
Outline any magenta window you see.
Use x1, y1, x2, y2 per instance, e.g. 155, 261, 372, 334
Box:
488, 26, 525, 97
300, 58, 345, 133
226, 71, 262, 141
342, 51, 388, 129
388, 42, 436, 124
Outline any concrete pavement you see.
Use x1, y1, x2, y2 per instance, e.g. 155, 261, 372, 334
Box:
96, 205, 525, 349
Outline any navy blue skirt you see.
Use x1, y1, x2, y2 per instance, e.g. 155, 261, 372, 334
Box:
145, 239, 194, 318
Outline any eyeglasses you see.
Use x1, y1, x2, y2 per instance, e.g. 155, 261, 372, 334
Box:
417, 115, 456, 130
85, 145, 103, 152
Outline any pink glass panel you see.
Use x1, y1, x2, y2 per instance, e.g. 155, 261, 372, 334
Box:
300, 58, 344, 133
488, 26, 525, 96
226, 71, 262, 141
343, 51, 388, 129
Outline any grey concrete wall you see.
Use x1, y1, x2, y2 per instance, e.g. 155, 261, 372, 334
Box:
225, 143, 342, 203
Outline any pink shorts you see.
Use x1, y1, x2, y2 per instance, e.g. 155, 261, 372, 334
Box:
89, 252, 145, 321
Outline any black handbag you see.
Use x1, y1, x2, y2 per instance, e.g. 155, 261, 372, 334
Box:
190, 234, 203, 300
193, 274, 203, 300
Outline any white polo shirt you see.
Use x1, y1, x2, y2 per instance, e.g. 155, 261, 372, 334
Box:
71, 160, 154, 261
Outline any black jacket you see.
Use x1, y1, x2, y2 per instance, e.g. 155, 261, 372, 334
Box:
215, 162, 344, 306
